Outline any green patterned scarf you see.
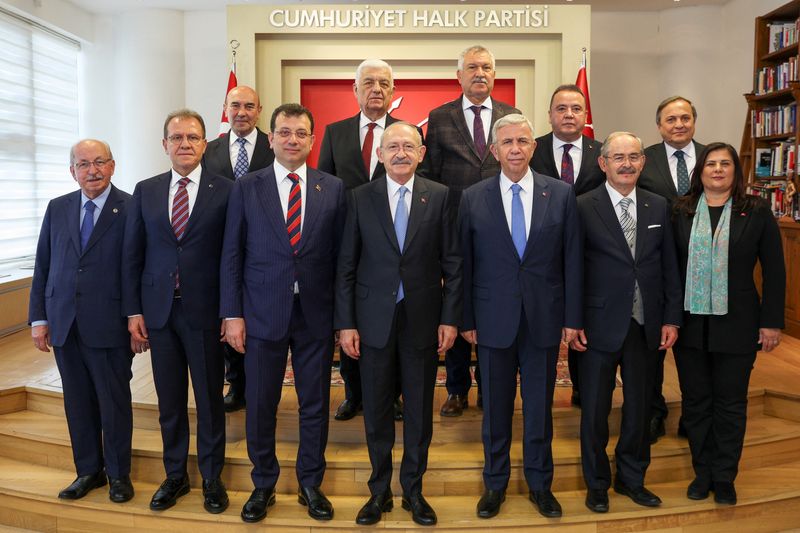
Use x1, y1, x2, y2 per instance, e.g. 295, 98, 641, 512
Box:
684, 193, 731, 315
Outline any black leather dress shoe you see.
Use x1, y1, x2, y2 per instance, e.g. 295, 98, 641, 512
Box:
58, 471, 107, 500
108, 476, 134, 503
224, 389, 246, 412
334, 399, 362, 421
570, 390, 581, 408
298, 486, 334, 520
529, 490, 562, 517
356, 491, 393, 526
585, 489, 609, 513
440, 394, 468, 417
687, 478, 710, 500
476, 488, 505, 518
394, 398, 404, 421
713, 481, 737, 505
149, 475, 190, 511
649, 416, 666, 444
613, 480, 662, 507
402, 493, 437, 526
202, 478, 229, 514
241, 487, 276, 523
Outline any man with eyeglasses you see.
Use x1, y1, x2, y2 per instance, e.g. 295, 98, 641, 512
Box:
570, 131, 682, 514
459, 114, 581, 520
317, 59, 415, 423
29, 139, 136, 504
204, 85, 275, 413
423, 45, 520, 419
530, 84, 606, 409
638, 96, 705, 444
335, 121, 461, 526
122, 109, 233, 514
221, 103, 346, 523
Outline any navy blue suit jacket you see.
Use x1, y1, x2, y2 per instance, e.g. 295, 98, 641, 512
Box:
220, 165, 346, 341
460, 172, 582, 349
29, 185, 131, 348
122, 169, 233, 330
577, 185, 683, 352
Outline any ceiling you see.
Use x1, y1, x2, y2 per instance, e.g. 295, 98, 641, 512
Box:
67, 0, 732, 16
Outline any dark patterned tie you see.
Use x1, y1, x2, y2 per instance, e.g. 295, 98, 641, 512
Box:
561, 144, 575, 185
471, 105, 486, 158
286, 173, 302, 254
171, 177, 190, 289
361, 122, 377, 178
80, 200, 96, 252
233, 137, 249, 180
675, 150, 690, 195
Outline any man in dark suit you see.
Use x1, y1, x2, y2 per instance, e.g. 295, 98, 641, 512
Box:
460, 114, 582, 519
530, 84, 605, 408
221, 103, 346, 523
571, 131, 683, 513
123, 109, 232, 514
317, 59, 407, 422
638, 95, 705, 443
203, 85, 274, 412
424, 45, 520, 418
335, 122, 461, 526
29, 139, 135, 503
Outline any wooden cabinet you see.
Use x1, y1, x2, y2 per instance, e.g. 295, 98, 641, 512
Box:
781, 219, 800, 338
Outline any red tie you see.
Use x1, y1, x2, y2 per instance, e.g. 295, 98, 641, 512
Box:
171, 177, 190, 289
361, 122, 377, 178
286, 173, 302, 253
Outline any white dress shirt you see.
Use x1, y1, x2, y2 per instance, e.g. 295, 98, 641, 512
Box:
499, 170, 533, 239
80, 184, 111, 229
359, 113, 388, 179
228, 128, 259, 171
168, 165, 203, 219
552, 134, 583, 183
462, 95, 493, 145
665, 141, 696, 190
387, 174, 414, 222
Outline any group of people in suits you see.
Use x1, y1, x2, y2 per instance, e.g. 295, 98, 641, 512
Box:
27, 42, 785, 525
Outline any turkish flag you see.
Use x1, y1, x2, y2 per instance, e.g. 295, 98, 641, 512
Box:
575, 64, 594, 139
218, 64, 237, 137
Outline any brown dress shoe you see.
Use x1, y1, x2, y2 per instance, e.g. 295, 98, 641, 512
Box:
440, 394, 468, 417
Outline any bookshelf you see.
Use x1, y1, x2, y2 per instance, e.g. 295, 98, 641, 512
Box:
746, 0, 800, 338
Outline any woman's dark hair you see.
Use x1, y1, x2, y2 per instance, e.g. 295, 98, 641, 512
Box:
673, 142, 758, 216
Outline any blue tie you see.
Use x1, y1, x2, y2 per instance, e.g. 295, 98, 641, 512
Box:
511, 184, 526, 259
233, 137, 249, 179
80, 200, 96, 252
394, 186, 409, 302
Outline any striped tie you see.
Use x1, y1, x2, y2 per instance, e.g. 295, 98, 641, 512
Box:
286, 173, 302, 253
171, 177, 190, 240
618, 197, 636, 255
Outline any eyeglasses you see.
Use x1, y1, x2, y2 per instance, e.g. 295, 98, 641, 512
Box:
382, 142, 420, 154
166, 134, 204, 145
273, 129, 310, 140
74, 158, 112, 171
605, 153, 643, 165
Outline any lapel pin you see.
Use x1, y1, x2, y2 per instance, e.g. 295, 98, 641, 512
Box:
112, 208, 119, 214
542, 191, 548, 197
645, 203, 649, 207
420, 197, 427, 204
740, 212, 747, 217
209, 183, 214, 188
315, 184, 322, 192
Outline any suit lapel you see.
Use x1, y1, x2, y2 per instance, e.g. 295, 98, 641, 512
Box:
523, 173, 551, 261
730, 204, 751, 248
634, 190, 651, 263
182, 170, 218, 240
219, 133, 235, 177
654, 144, 678, 197
155, 171, 176, 242
484, 177, 519, 259
593, 187, 632, 262
370, 178, 401, 253
578, 136, 599, 182
82, 185, 123, 255
402, 177, 429, 252
537, 134, 559, 178
449, 100, 480, 160
250, 129, 271, 171
67, 191, 82, 256
296, 170, 324, 253
255, 167, 295, 253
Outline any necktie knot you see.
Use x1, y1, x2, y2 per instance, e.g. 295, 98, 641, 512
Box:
563, 143, 573, 154
398, 185, 408, 198
84, 200, 96, 213
287, 172, 300, 185
178, 177, 190, 189
511, 183, 522, 195
675, 150, 685, 160
619, 197, 632, 211
366, 122, 377, 132
236, 137, 247, 147
470, 105, 484, 116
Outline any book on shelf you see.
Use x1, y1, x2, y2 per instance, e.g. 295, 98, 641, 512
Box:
754, 57, 797, 94
751, 103, 798, 137
767, 19, 800, 53
756, 148, 773, 177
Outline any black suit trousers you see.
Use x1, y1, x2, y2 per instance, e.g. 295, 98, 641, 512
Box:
579, 319, 657, 490
224, 344, 245, 395
148, 298, 226, 480
359, 301, 438, 496
673, 343, 755, 484
444, 335, 481, 396
54, 322, 133, 479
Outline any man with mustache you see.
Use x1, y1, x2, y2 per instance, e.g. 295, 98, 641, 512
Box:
424, 44, 520, 418
570, 132, 682, 513
335, 122, 461, 526
530, 84, 605, 409
203, 85, 274, 413
638, 96, 705, 443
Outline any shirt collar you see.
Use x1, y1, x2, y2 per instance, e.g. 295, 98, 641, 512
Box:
170, 165, 202, 187
81, 184, 111, 209
387, 174, 415, 198
462, 95, 493, 111
552, 133, 582, 152
229, 128, 259, 148
665, 140, 695, 159
274, 160, 307, 183
605, 181, 637, 207
359, 112, 388, 129
499, 169, 533, 193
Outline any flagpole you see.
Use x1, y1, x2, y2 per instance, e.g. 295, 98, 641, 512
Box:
219, 40, 240, 137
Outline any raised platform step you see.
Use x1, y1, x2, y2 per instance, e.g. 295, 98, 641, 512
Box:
0, 455, 799, 531
2, 388, 800, 497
